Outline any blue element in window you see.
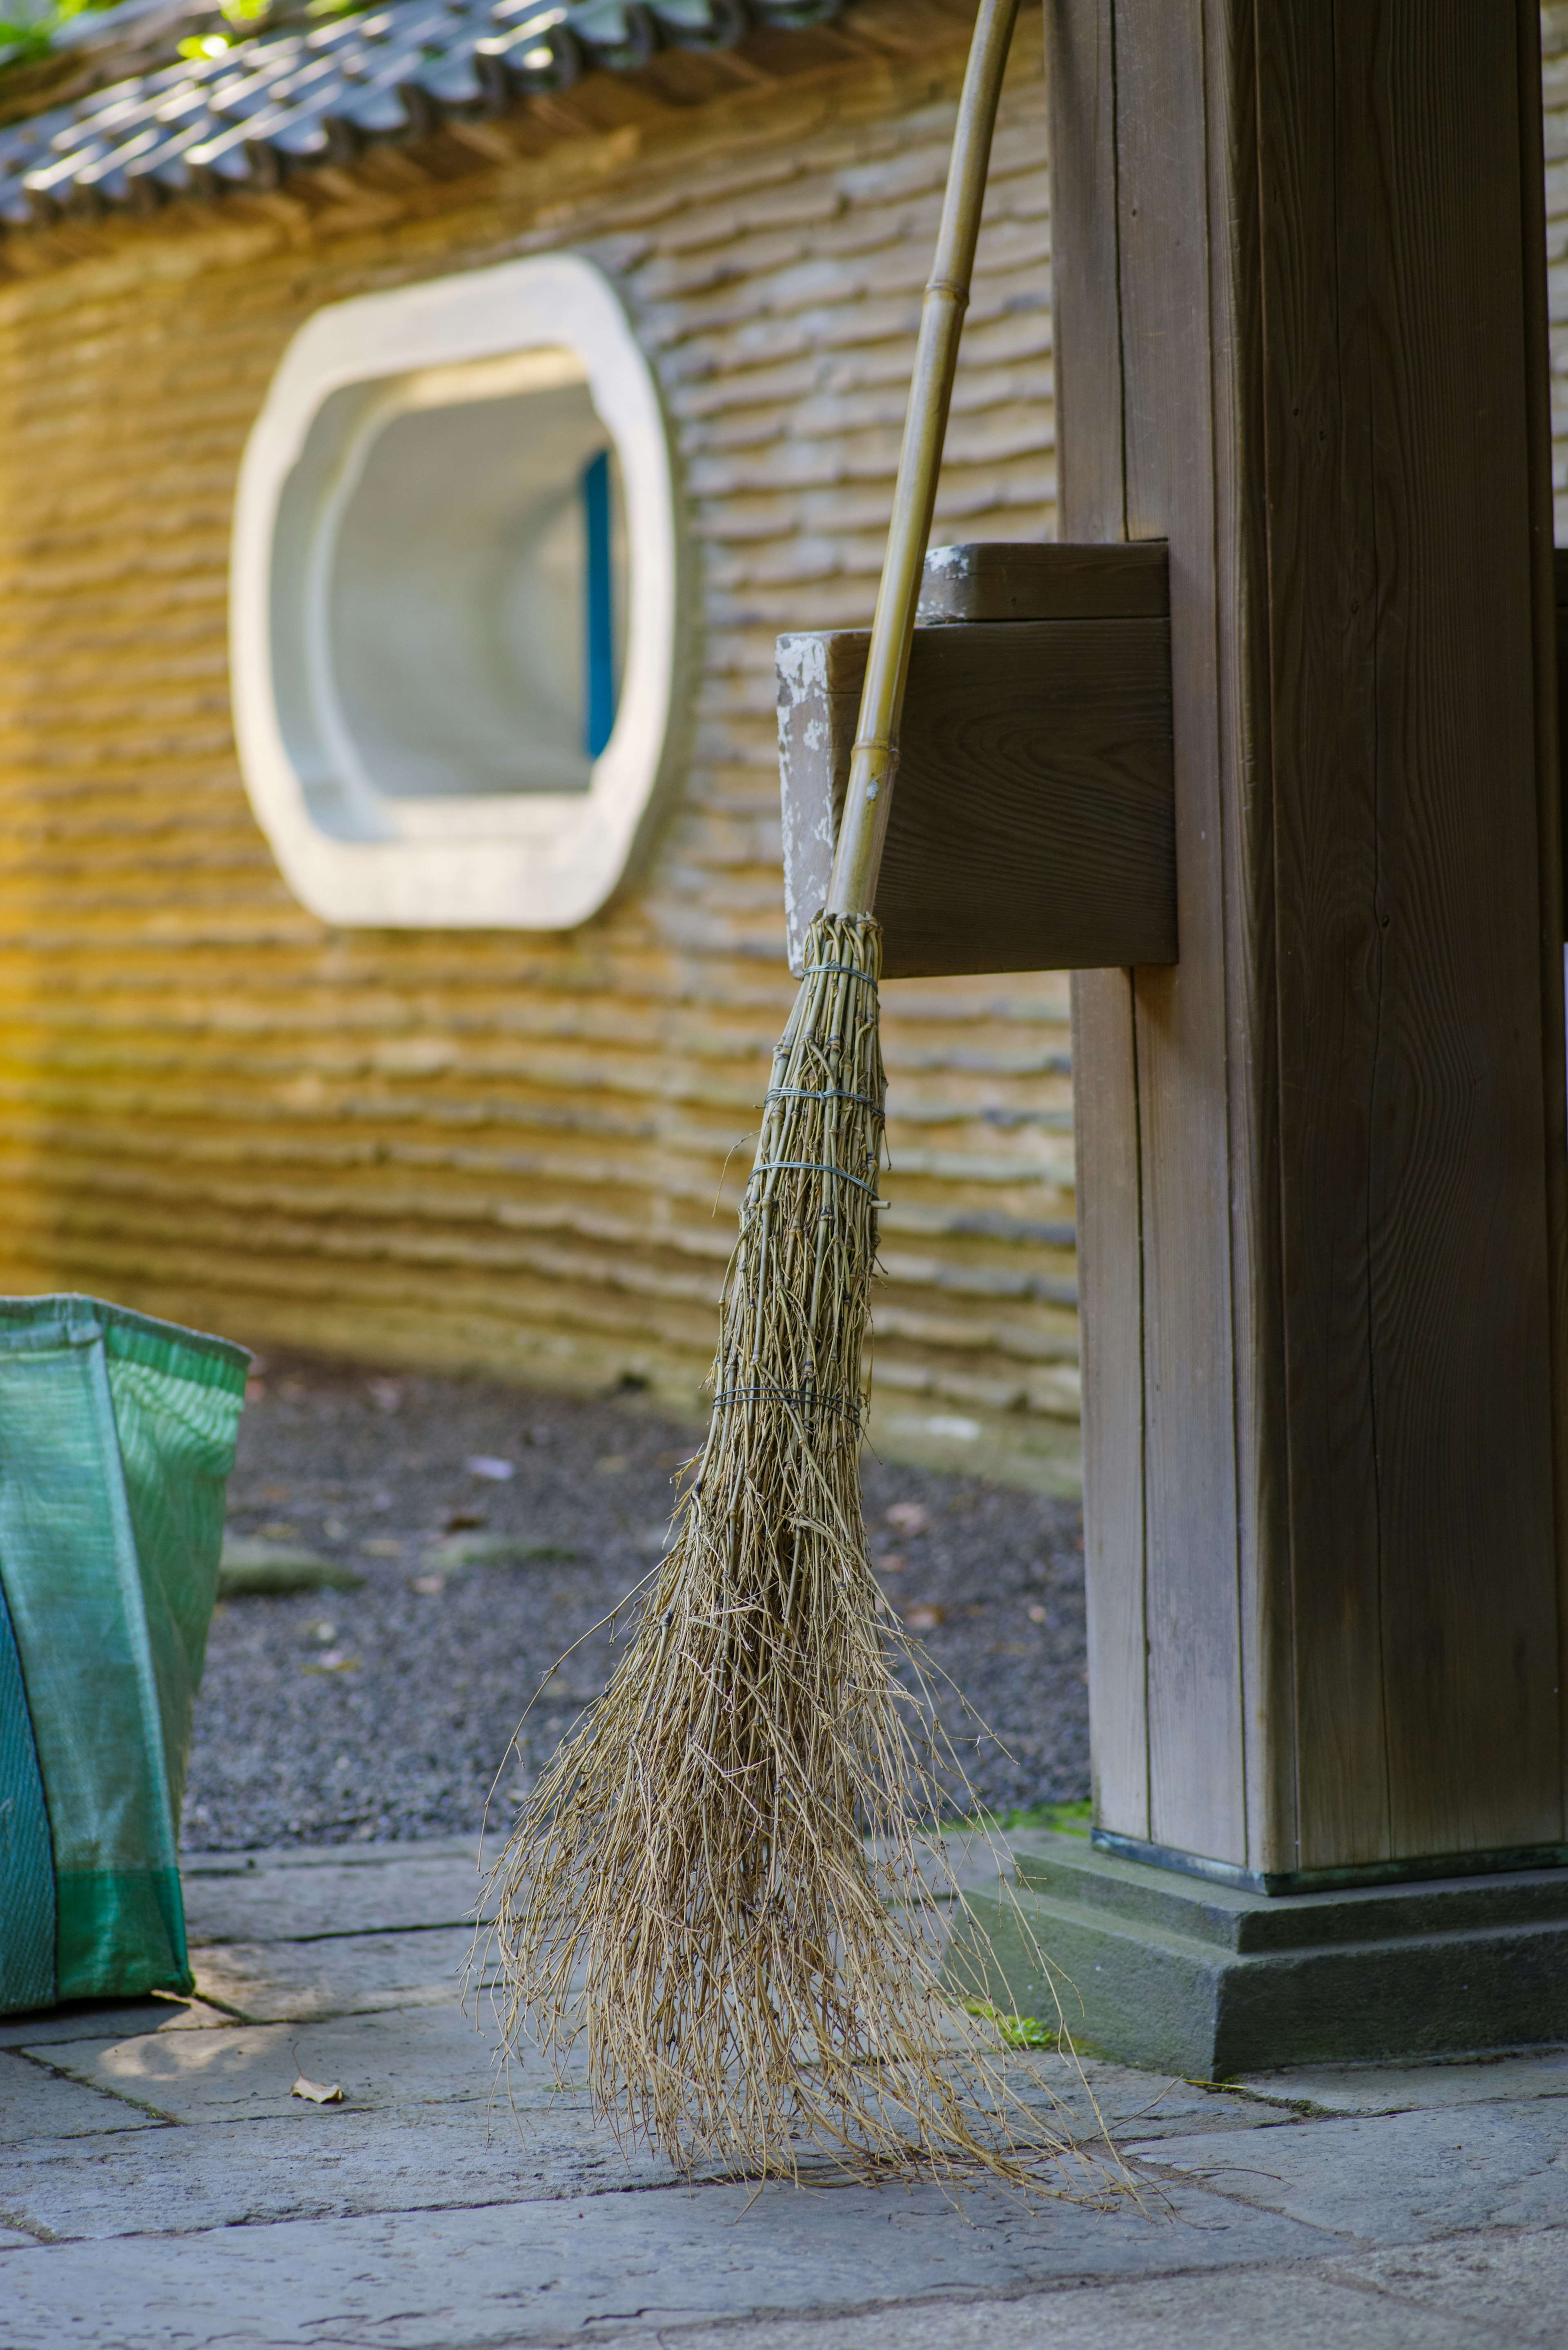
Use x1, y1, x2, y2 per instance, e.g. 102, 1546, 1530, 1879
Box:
582, 449, 616, 760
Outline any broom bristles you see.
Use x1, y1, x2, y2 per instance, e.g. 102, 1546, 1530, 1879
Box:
485, 912, 1101, 2190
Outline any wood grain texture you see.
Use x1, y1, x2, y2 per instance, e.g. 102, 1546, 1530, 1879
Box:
1071, 965, 1149, 1835
917, 539, 1169, 621
1048, 0, 1152, 1839
1263, 0, 1561, 1866
1204, 0, 1294, 1880
777, 615, 1176, 977
1518, 6, 1568, 1838
1255, 0, 1388, 1866
1059, 0, 1564, 1878
1555, 545, 1568, 934
1114, 0, 1248, 1867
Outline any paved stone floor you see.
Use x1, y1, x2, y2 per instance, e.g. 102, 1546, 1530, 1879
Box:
3, 1838, 1566, 2349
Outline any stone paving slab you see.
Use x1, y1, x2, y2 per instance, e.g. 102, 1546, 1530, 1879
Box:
1131, 2099, 1568, 2240
1325, 2225, 1568, 2344
0, 2176, 1348, 2350
0, 2049, 160, 2142
26, 2004, 526, 2125
181, 1850, 492, 1946
0, 2069, 1289, 2250
0, 1996, 216, 2051
176, 1833, 1018, 1953
191, 1926, 478, 2022
6, 1835, 1567, 2347
648, 2271, 1509, 2350
0, 2103, 684, 2241
1236, 2049, 1568, 2115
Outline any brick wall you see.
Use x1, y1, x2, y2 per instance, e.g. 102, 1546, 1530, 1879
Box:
4, 10, 1564, 1501
0, 19, 1080, 1490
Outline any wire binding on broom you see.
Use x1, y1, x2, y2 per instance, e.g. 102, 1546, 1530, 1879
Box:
481, 911, 1125, 2200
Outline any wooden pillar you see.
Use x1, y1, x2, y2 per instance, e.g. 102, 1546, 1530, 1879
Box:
1054, 0, 1568, 1886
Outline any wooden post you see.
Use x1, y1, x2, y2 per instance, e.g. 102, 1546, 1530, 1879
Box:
1054, 0, 1568, 1888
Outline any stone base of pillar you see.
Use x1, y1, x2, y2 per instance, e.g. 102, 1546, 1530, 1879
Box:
950, 1832, 1568, 2080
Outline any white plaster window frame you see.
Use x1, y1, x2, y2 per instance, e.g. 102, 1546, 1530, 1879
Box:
230, 253, 682, 930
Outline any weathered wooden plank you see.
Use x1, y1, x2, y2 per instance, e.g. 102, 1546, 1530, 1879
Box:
1055, 0, 1566, 1886
1204, 0, 1295, 1881
1530, 20, 1568, 1840
917, 539, 1168, 622
1369, 2, 1555, 1857
1261, 0, 1562, 1866
1069, 967, 1149, 1836
1255, 0, 1389, 1867
1048, 0, 1152, 1840
776, 612, 1176, 978
1114, 0, 1248, 1868
1555, 546, 1568, 932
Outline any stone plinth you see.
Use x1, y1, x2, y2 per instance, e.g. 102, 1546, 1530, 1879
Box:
952, 1831, 1568, 2080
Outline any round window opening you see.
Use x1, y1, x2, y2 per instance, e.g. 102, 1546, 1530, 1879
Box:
232, 257, 681, 929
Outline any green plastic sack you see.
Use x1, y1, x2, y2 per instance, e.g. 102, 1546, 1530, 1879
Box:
0, 1297, 247, 2015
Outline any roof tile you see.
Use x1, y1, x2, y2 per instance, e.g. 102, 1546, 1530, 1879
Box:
0, 0, 848, 228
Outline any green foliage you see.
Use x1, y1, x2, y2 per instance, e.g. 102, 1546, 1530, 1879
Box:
961, 1999, 1058, 2050
1002, 1797, 1093, 1835
951, 1797, 1093, 1837
3, 0, 287, 72
0, 0, 102, 69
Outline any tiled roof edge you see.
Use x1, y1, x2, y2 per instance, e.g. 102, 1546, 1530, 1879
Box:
0, 0, 877, 232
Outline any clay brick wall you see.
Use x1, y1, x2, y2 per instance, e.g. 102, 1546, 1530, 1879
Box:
0, 20, 1080, 1489
4, 8, 1564, 1498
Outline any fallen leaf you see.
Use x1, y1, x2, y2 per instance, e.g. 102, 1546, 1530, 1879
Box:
877, 1552, 908, 1575
411, 1574, 445, 1595
445, 1509, 487, 1532
291, 2048, 344, 2104
218, 1538, 364, 1601
903, 1602, 946, 1632
360, 1538, 402, 1558
885, 1502, 930, 1536
431, 1534, 579, 1572
466, 1454, 516, 1481
258, 1521, 299, 1539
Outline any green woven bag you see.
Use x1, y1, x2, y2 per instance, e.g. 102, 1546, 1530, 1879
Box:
0, 1297, 247, 2015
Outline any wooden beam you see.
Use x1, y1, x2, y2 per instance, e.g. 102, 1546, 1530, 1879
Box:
1054, 0, 1567, 1888
916, 538, 1168, 621
1554, 544, 1568, 928
777, 542, 1176, 978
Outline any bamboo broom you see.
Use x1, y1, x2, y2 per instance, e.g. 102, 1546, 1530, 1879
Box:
487, 0, 1088, 2187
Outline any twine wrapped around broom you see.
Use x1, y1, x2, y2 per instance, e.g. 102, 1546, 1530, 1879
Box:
486, 0, 1107, 2190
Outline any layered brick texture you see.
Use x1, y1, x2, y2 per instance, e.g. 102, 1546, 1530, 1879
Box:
0, 25, 1080, 1488
6, 7, 1564, 1494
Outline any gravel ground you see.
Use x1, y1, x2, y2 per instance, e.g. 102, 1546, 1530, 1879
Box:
183, 1354, 1089, 1852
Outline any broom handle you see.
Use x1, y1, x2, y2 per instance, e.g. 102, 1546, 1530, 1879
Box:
825, 0, 1021, 918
